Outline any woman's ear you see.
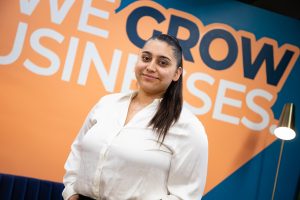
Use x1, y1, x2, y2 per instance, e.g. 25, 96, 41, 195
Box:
172, 67, 183, 81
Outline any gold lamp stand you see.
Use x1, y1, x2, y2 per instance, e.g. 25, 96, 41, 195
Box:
272, 103, 296, 200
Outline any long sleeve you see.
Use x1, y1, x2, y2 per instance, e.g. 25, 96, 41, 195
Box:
163, 117, 208, 200
62, 104, 98, 200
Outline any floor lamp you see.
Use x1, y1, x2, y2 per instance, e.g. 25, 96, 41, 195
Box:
272, 103, 296, 200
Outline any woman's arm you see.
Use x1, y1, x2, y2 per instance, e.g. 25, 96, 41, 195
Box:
163, 120, 208, 200
62, 104, 99, 200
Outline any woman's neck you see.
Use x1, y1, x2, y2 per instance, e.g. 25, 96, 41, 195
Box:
134, 90, 163, 105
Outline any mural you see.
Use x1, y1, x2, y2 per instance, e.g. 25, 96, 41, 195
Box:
0, 0, 299, 199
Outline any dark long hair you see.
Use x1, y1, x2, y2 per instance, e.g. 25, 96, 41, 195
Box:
147, 34, 183, 143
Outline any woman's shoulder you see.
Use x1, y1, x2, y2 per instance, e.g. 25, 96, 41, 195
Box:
96, 91, 133, 104
179, 107, 204, 127
174, 107, 207, 138
90, 91, 132, 114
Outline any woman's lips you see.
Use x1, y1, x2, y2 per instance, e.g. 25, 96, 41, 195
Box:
142, 74, 159, 80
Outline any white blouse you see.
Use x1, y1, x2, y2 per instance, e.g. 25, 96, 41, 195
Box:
62, 92, 208, 200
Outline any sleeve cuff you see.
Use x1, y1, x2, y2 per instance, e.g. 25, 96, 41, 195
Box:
62, 185, 77, 200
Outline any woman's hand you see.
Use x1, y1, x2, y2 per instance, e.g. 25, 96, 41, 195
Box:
68, 194, 79, 200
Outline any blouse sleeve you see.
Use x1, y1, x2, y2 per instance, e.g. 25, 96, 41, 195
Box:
62, 102, 100, 200
162, 119, 208, 200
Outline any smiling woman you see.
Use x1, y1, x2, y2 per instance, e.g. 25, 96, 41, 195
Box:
134, 35, 183, 142
62, 34, 208, 200
135, 38, 182, 97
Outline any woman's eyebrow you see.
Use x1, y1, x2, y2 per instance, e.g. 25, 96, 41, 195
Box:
141, 51, 171, 61
141, 50, 151, 54
159, 56, 171, 62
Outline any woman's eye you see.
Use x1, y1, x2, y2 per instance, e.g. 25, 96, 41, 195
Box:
159, 60, 169, 66
142, 55, 151, 62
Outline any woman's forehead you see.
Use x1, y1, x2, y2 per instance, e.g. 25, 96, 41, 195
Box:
141, 39, 175, 59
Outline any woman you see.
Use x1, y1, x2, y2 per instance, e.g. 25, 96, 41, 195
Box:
63, 34, 208, 200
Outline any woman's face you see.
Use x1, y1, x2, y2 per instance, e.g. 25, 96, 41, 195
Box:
135, 39, 182, 96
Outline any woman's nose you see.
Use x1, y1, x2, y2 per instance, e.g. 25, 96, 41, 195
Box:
146, 60, 156, 72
